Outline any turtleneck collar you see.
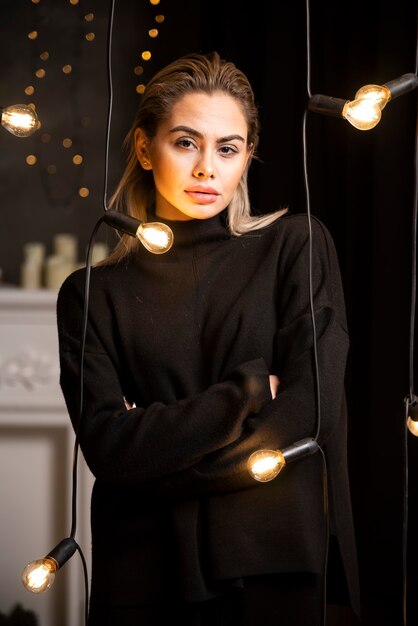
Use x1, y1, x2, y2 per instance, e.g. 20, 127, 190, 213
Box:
145, 207, 231, 260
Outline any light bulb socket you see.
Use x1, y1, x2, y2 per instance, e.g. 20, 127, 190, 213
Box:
102, 209, 142, 238
282, 437, 319, 464
46, 537, 77, 570
308, 95, 348, 119
384, 73, 418, 100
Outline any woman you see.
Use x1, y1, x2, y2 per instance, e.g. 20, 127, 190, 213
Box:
57, 51, 360, 625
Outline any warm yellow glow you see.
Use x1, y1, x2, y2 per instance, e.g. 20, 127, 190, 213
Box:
148, 29, 158, 37
247, 449, 286, 482
354, 84, 391, 110
407, 417, 418, 436
79, 187, 89, 197
26, 155, 37, 165
137, 222, 174, 254
1, 104, 39, 137
141, 51, 152, 61
35, 69, 46, 78
342, 98, 382, 131
22, 558, 56, 593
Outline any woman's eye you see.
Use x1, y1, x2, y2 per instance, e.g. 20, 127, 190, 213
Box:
176, 138, 195, 149
219, 145, 238, 156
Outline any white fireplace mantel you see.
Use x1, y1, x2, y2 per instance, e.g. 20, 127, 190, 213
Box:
0, 287, 93, 626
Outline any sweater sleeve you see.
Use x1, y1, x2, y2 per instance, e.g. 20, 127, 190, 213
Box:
56, 273, 272, 485
159, 215, 350, 497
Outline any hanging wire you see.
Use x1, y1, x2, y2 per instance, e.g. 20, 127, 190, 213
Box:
403, 11, 418, 623
402, 397, 409, 626
102, 0, 115, 212
303, 2, 328, 624
408, 40, 418, 403
303, 0, 322, 445
66, 1, 116, 622
305, 0, 312, 99
70, 0, 115, 543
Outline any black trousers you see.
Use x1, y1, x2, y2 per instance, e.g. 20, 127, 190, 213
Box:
88, 573, 323, 626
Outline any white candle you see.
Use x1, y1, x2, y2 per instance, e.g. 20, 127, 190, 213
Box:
23, 242, 45, 264
21, 242, 46, 289
53, 233, 77, 263
21, 259, 42, 289
45, 255, 73, 290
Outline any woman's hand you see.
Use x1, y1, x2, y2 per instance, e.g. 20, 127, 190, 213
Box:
269, 374, 280, 399
124, 397, 136, 410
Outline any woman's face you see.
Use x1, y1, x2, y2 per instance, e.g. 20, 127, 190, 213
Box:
135, 91, 252, 221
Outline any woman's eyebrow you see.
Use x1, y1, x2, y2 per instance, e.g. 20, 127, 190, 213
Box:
169, 125, 246, 144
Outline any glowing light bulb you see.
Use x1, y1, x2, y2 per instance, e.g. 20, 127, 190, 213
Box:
21, 537, 77, 594
309, 74, 418, 131
247, 449, 286, 482
22, 558, 57, 593
248, 438, 319, 482
407, 417, 418, 436
354, 84, 391, 110
342, 98, 382, 130
101, 210, 174, 253
137, 222, 174, 254
1, 104, 39, 137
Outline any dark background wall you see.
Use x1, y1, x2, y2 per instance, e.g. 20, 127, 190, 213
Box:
1, 1, 418, 625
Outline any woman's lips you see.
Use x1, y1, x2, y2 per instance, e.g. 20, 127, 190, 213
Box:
185, 186, 220, 203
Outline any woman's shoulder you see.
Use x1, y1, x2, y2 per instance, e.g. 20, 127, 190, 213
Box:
255, 210, 336, 252
57, 258, 130, 304
272, 210, 331, 235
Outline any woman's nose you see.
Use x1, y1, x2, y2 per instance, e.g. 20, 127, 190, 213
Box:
193, 154, 215, 179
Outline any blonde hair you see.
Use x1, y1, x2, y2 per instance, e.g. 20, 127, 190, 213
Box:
106, 51, 286, 262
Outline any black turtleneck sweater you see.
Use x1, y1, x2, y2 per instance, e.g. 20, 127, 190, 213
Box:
56, 210, 360, 613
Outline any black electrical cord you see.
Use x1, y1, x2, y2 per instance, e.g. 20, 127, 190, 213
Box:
70, 0, 115, 538
102, 0, 115, 213
304, 1, 322, 458
301, 102, 328, 626
303, 2, 328, 625
402, 397, 410, 626
402, 14, 418, 624
65, 1, 116, 623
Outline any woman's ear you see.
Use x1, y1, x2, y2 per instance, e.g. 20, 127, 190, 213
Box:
134, 128, 152, 170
